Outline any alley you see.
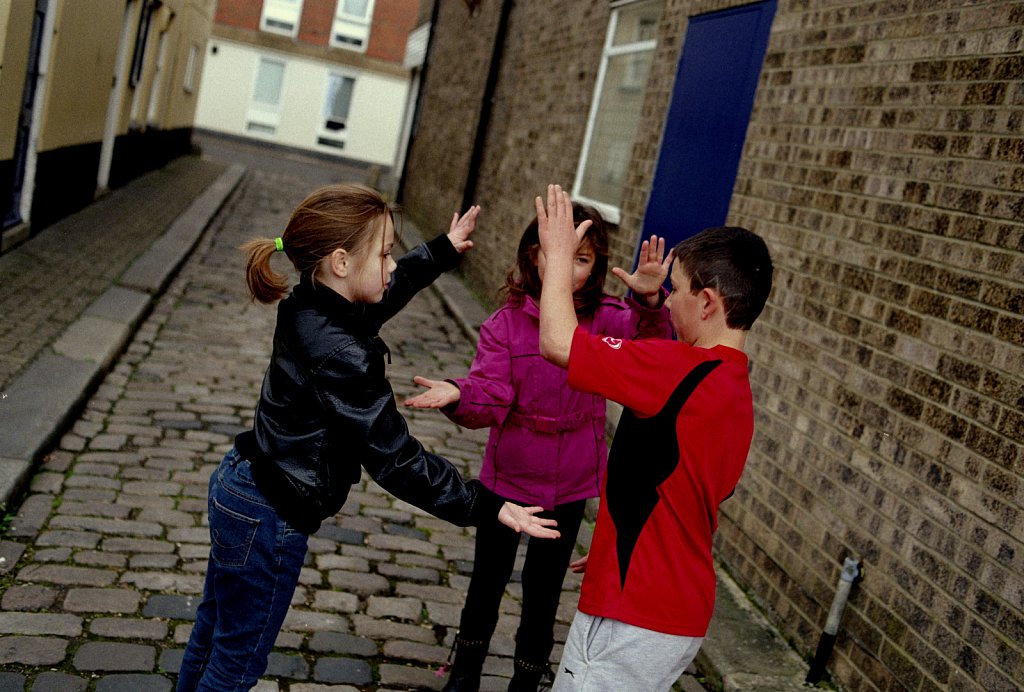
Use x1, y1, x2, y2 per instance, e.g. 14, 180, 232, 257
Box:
0, 161, 585, 691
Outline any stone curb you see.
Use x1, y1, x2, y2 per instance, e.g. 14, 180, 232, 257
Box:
0, 164, 246, 511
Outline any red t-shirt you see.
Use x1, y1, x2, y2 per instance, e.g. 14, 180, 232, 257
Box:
568, 327, 754, 636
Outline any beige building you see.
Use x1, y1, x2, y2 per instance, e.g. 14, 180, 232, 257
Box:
400, 1, 1023, 690
0, 0, 215, 251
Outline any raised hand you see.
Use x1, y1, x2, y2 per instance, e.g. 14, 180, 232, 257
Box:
403, 376, 460, 409
447, 205, 481, 253
498, 502, 560, 539
535, 184, 590, 261
611, 234, 671, 300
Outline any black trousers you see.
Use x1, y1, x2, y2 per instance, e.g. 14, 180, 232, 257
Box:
456, 498, 587, 665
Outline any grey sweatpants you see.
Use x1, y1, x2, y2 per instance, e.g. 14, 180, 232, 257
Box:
552, 611, 703, 692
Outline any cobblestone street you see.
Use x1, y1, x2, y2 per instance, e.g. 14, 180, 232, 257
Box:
0, 162, 586, 691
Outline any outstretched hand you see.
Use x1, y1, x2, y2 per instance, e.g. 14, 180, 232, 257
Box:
611, 234, 672, 300
535, 184, 590, 261
569, 553, 589, 573
498, 502, 560, 539
447, 205, 481, 253
403, 376, 460, 409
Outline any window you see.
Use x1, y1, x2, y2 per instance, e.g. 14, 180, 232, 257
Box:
331, 0, 374, 52
318, 73, 356, 149
246, 57, 286, 135
573, 0, 663, 224
261, 0, 303, 37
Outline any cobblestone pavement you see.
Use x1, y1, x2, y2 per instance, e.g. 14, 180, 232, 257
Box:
0, 164, 586, 692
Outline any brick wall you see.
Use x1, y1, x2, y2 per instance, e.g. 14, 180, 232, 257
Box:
404, 1, 1024, 690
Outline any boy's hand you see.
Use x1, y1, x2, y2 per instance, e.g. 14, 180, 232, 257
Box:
447, 205, 481, 253
535, 184, 590, 261
569, 553, 589, 573
611, 234, 671, 307
403, 377, 460, 409
498, 502, 560, 539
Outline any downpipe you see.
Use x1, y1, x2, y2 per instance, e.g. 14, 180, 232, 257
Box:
806, 556, 863, 685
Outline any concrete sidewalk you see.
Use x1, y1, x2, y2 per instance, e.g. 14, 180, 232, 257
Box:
0, 143, 812, 691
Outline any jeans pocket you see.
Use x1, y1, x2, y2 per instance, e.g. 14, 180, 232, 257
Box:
210, 497, 259, 568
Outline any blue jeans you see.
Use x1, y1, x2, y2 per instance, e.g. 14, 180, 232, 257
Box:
177, 449, 308, 691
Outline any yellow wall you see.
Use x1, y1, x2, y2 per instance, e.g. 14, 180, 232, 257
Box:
0, 0, 33, 160
161, 0, 215, 129
38, 0, 125, 151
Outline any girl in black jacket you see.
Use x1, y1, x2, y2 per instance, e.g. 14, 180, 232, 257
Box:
177, 184, 559, 692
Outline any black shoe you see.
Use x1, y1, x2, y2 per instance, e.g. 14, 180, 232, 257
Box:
441, 636, 488, 692
507, 659, 553, 692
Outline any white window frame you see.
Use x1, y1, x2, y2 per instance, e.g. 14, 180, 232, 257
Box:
317, 72, 357, 151
246, 57, 286, 137
183, 42, 200, 93
572, 0, 661, 225
261, 0, 304, 38
330, 0, 375, 52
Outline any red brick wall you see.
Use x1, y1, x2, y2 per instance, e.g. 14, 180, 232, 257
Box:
214, 0, 261, 30
298, 0, 333, 45
367, 0, 420, 62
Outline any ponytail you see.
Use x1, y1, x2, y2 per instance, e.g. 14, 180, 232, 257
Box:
242, 237, 290, 304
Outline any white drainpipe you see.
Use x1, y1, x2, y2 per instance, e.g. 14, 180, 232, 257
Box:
97, 0, 137, 195
19, 0, 57, 223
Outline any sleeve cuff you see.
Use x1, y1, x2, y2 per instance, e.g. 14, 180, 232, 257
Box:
425, 234, 461, 272
467, 481, 506, 526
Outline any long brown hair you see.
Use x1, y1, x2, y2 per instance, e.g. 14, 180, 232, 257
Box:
241, 184, 394, 304
500, 202, 609, 315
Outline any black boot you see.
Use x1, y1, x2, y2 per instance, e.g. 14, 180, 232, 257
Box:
507, 658, 551, 692
442, 636, 488, 692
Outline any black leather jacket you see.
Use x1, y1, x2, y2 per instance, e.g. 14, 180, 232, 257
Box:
235, 235, 503, 534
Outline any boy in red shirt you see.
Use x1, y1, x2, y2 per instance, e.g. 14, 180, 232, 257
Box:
535, 185, 773, 690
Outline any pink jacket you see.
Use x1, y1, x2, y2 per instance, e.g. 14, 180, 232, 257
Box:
444, 293, 672, 509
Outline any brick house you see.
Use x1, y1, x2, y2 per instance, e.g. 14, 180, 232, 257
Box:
399, 1, 1023, 690
195, 0, 422, 169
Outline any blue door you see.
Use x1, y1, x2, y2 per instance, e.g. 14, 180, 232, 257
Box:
642, 0, 776, 251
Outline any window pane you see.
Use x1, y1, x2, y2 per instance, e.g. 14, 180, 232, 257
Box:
324, 75, 355, 130
342, 0, 369, 19
253, 60, 284, 105
578, 50, 653, 208
612, 0, 661, 46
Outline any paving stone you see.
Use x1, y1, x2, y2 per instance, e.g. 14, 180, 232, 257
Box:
121, 571, 203, 593
315, 555, 369, 572
395, 583, 465, 605
0, 636, 68, 665
308, 631, 378, 657
142, 594, 198, 620
72, 642, 155, 671
266, 652, 310, 680
64, 588, 141, 614
311, 590, 359, 614
16, 565, 115, 586
0, 672, 25, 691
1, 585, 58, 611
73, 551, 127, 568
129, 553, 179, 569
103, 537, 175, 553
382, 639, 449, 664
314, 525, 365, 546
31, 548, 71, 563
313, 657, 373, 685
90, 617, 168, 640
378, 663, 444, 690
350, 615, 435, 644
49, 515, 162, 537
325, 570, 389, 596
158, 648, 183, 674
376, 562, 440, 584
290, 685, 359, 692
366, 596, 423, 621
94, 674, 172, 691
0, 613, 82, 636
34, 530, 102, 549
7, 495, 53, 537
280, 610, 350, 634
0, 541, 26, 574
383, 522, 430, 541
29, 671, 87, 692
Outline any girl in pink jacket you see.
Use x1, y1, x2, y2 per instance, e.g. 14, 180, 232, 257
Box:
405, 203, 672, 692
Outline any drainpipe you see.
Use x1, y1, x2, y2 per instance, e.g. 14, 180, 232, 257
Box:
461, 0, 512, 212
97, 0, 138, 195
806, 556, 863, 684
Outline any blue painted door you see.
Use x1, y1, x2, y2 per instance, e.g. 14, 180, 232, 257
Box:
642, 0, 776, 251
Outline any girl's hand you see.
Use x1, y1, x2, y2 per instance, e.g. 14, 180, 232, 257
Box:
403, 377, 461, 409
569, 553, 589, 573
611, 234, 671, 305
447, 205, 481, 253
498, 503, 560, 539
